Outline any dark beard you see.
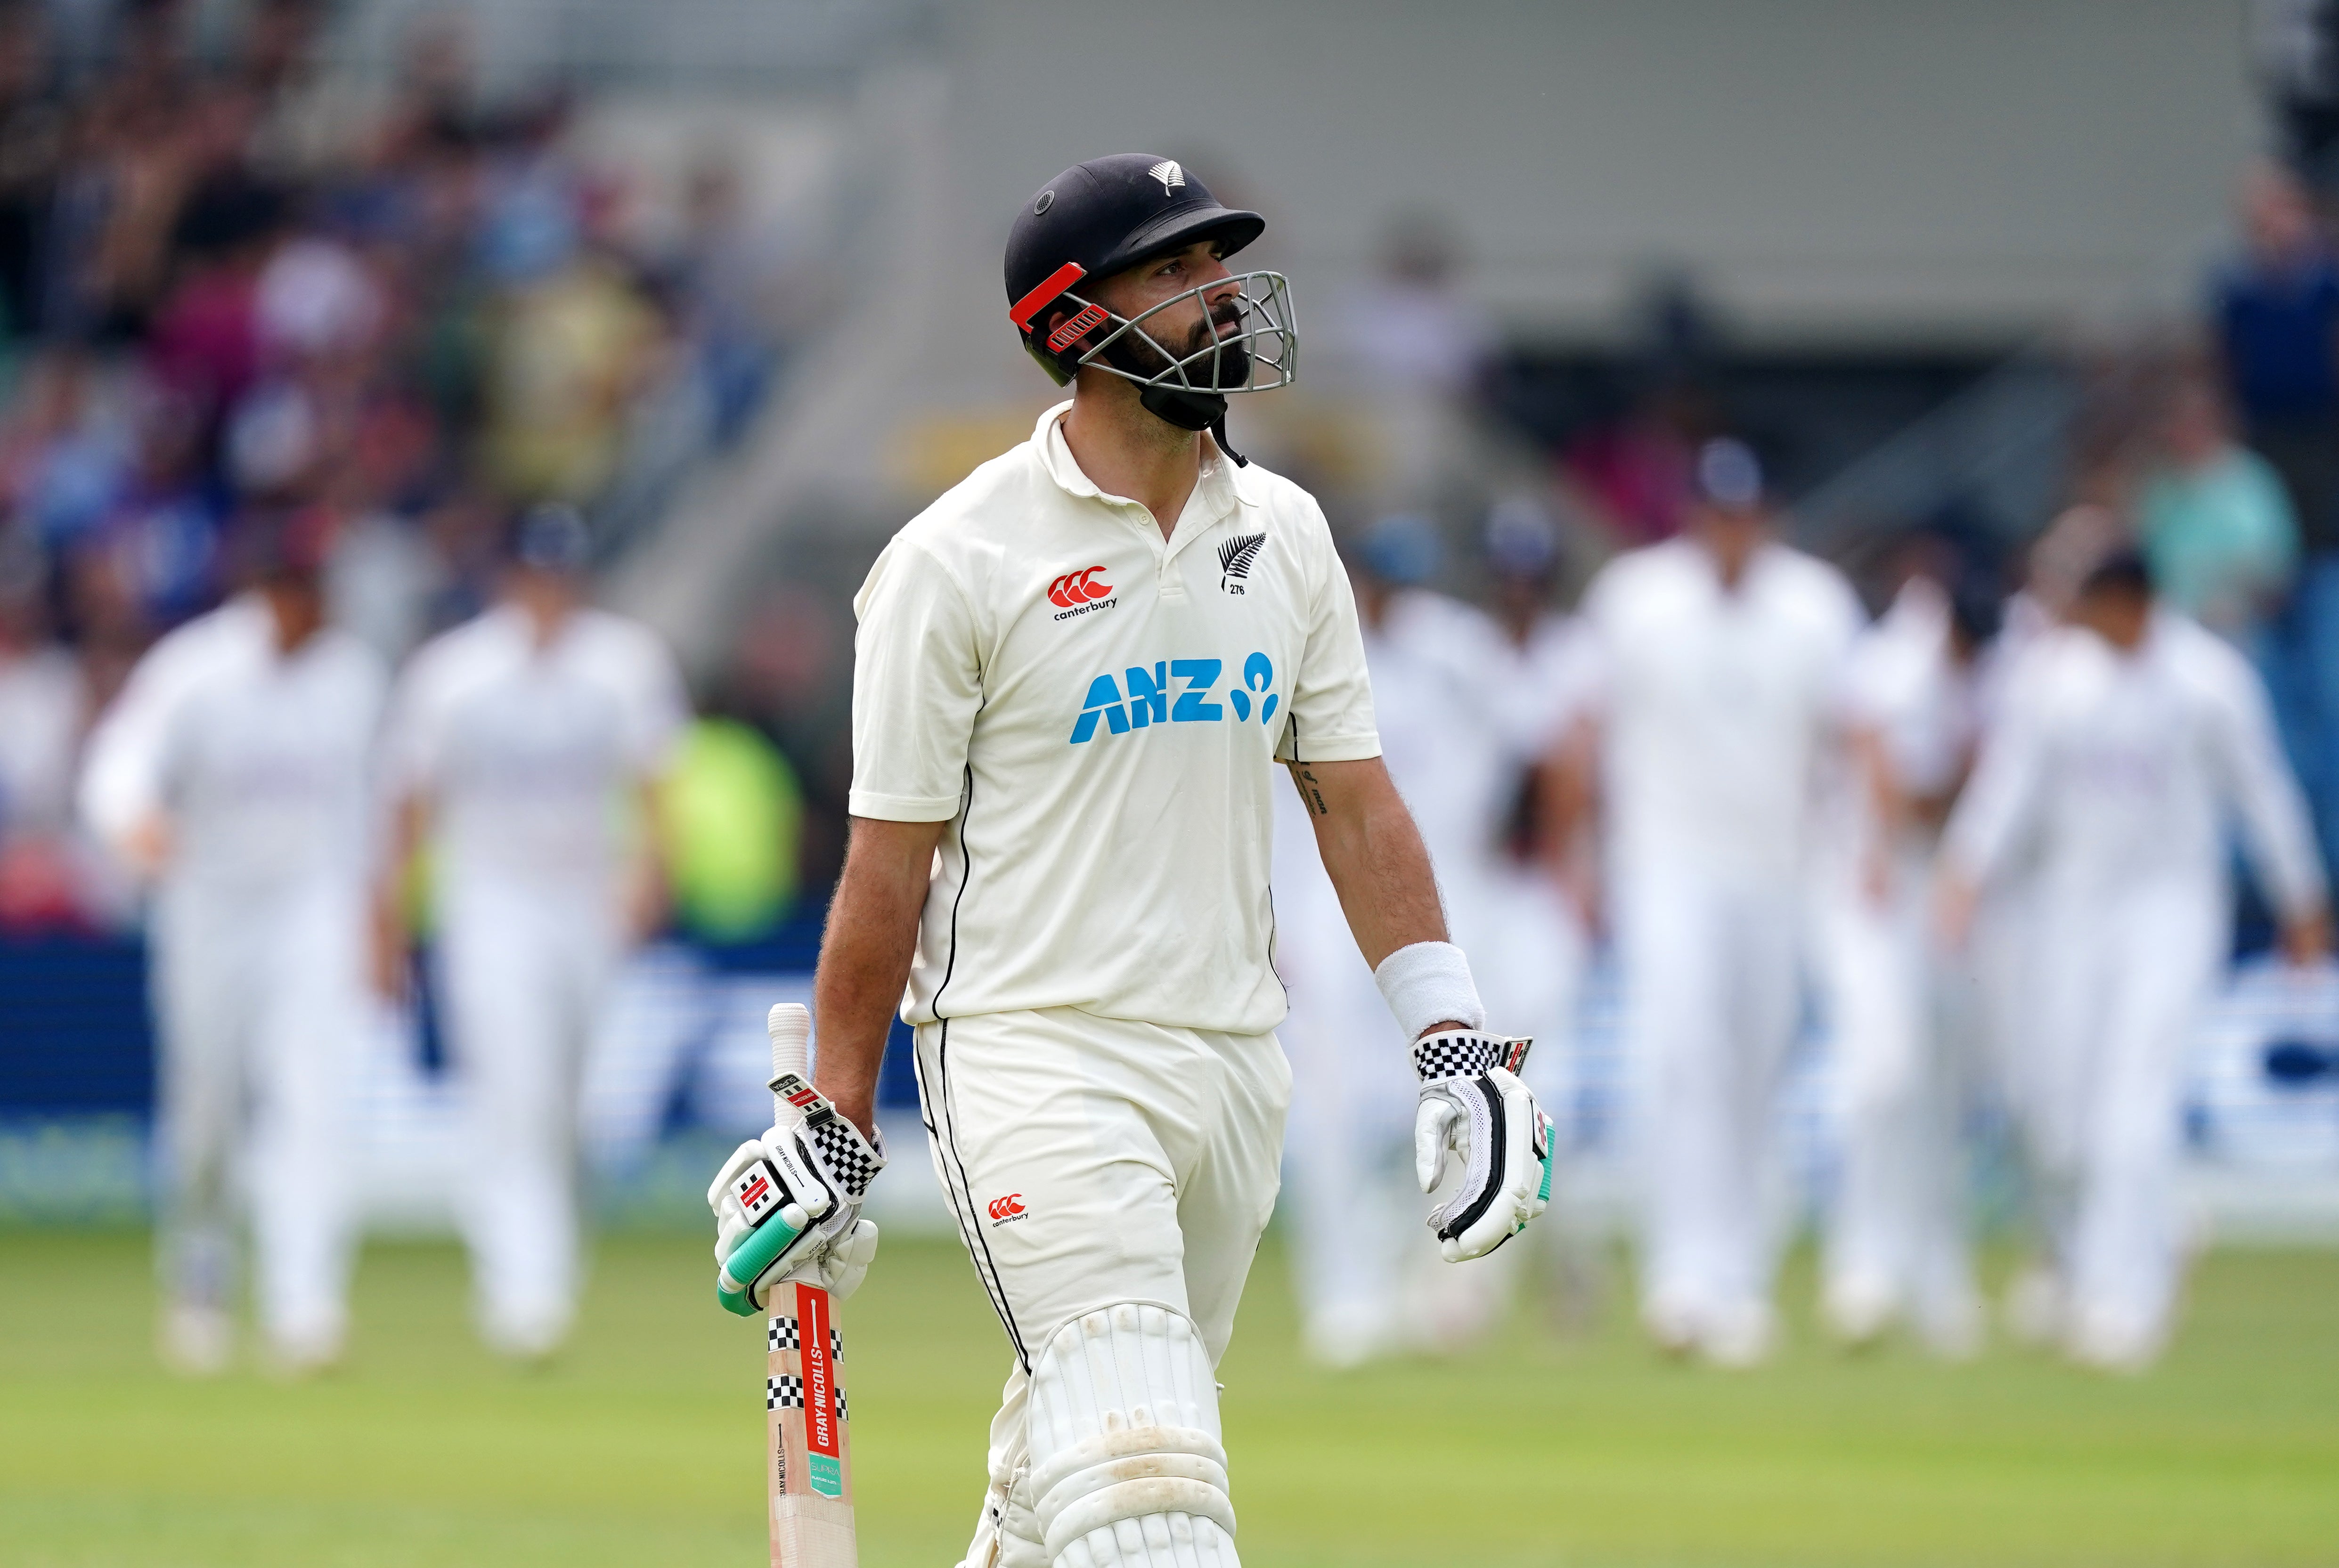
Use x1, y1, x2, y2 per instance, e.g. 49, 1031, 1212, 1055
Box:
1107, 302, 1252, 390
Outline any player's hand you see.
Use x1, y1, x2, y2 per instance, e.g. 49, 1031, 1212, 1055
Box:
2281, 906, 2333, 968
119, 812, 172, 878
623, 856, 669, 946
709, 1113, 886, 1314
1933, 869, 1981, 953
1411, 1028, 1553, 1262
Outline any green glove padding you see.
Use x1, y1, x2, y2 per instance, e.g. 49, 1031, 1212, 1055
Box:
716, 1211, 806, 1316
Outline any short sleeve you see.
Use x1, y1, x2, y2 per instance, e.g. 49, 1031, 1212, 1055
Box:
1275, 518, 1380, 764
78, 641, 187, 848
847, 536, 985, 821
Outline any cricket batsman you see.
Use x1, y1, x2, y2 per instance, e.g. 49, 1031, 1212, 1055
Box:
704, 154, 1553, 1567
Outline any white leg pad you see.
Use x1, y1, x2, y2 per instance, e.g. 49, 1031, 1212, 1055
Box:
1025, 1304, 1239, 1568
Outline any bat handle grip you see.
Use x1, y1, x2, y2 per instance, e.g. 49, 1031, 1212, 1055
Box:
720, 1003, 817, 1318
767, 1002, 812, 1128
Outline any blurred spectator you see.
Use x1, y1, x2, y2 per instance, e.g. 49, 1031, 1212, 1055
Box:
1324, 210, 1499, 514
2135, 376, 2300, 643
0, 539, 85, 930
662, 148, 791, 445
0, 0, 60, 342
482, 246, 658, 503
1336, 210, 1496, 400
1560, 382, 1718, 548
2212, 163, 2339, 544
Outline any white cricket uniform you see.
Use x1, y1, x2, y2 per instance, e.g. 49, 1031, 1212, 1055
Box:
1482, 611, 1600, 1102
1815, 578, 1981, 1345
79, 596, 386, 1351
385, 603, 687, 1353
1942, 609, 2324, 1357
1582, 537, 1863, 1347
1273, 589, 1522, 1361
852, 401, 1376, 1568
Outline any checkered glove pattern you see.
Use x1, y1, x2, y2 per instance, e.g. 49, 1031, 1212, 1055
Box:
808, 1115, 883, 1198
1410, 1030, 1530, 1085
1412, 1029, 1554, 1262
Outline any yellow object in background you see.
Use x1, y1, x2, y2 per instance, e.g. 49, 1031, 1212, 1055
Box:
661, 717, 804, 941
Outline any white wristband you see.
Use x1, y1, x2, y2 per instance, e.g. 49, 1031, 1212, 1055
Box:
1372, 941, 1486, 1043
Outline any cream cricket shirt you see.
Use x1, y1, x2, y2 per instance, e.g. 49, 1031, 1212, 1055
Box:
852, 401, 1379, 1034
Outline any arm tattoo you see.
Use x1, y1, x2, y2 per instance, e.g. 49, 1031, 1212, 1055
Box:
1286, 761, 1330, 817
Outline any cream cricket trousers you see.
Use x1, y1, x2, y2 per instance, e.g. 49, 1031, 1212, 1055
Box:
437, 877, 619, 1356
150, 875, 367, 1352
914, 1006, 1289, 1568
1617, 862, 1803, 1340
1816, 858, 1978, 1344
2029, 877, 2223, 1356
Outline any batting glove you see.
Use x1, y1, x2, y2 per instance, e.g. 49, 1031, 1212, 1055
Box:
709, 1094, 886, 1315
1412, 1029, 1554, 1262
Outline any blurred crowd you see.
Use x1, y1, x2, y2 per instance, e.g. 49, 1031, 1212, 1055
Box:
0, 0, 813, 937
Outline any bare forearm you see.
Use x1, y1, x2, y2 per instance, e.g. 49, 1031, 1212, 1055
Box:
811, 816, 942, 1137
1292, 757, 1449, 968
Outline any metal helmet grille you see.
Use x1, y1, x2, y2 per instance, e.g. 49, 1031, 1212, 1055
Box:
1068, 270, 1297, 396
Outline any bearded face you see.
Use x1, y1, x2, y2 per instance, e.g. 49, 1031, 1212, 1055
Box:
1100, 289, 1254, 390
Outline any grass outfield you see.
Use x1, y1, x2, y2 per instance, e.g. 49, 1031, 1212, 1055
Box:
4, 1231, 2336, 1567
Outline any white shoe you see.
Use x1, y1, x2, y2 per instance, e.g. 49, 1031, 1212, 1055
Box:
1914, 1292, 1985, 1361
482, 1310, 570, 1365
2003, 1266, 2065, 1348
1641, 1295, 1703, 1359
265, 1321, 346, 1380
1822, 1274, 1897, 1349
2065, 1303, 2163, 1374
160, 1302, 233, 1376
1700, 1300, 1777, 1369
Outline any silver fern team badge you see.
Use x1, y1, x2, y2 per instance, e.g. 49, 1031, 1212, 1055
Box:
1217, 532, 1265, 595
1149, 160, 1185, 192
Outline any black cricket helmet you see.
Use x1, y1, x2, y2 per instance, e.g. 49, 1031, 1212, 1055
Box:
1004, 154, 1297, 434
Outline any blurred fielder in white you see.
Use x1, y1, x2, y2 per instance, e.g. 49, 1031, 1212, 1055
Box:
375, 505, 688, 1359
1938, 547, 2329, 1370
1479, 499, 1600, 1118
1815, 553, 1997, 1356
1576, 438, 1864, 1365
80, 508, 387, 1375
1276, 512, 1556, 1364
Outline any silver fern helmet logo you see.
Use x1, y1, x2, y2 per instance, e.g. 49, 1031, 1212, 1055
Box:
1217, 532, 1265, 595
1148, 160, 1185, 192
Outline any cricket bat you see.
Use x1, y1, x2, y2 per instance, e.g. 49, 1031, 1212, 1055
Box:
762, 1003, 857, 1567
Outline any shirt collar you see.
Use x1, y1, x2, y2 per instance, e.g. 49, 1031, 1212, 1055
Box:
1033, 398, 1260, 522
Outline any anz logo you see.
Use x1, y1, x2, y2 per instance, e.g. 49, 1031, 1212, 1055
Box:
1070, 652, 1279, 743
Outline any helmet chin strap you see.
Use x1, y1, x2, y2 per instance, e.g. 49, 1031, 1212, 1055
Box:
1137, 383, 1223, 431
1136, 384, 1249, 468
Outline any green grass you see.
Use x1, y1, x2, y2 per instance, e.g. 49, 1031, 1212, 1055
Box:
3, 1230, 2335, 1567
